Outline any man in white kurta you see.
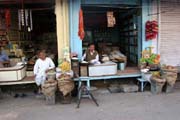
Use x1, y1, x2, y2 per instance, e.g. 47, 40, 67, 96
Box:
33, 51, 55, 86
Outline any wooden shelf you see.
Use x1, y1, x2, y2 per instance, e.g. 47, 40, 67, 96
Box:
119, 15, 138, 65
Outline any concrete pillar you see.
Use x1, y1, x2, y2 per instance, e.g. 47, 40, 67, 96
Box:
55, 0, 70, 60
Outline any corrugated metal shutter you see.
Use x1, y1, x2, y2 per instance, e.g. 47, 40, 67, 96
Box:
160, 0, 180, 66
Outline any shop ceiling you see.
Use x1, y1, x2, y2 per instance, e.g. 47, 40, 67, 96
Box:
82, 5, 138, 28
0, 0, 55, 9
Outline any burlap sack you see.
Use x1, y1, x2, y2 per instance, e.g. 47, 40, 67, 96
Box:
150, 76, 166, 94
57, 75, 74, 96
162, 72, 177, 86
42, 80, 57, 97
150, 76, 166, 84
162, 68, 178, 86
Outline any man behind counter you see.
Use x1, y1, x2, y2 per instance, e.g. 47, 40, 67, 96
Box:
81, 43, 100, 64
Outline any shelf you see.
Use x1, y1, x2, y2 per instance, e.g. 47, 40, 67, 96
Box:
120, 35, 137, 37
119, 29, 137, 33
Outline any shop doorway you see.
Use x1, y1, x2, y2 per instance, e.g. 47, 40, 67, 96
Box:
0, 0, 57, 70
82, 5, 141, 67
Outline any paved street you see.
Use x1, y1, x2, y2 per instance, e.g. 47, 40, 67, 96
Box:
0, 86, 180, 120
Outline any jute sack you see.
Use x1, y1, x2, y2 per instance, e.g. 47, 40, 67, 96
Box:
42, 80, 57, 97
150, 76, 166, 83
150, 76, 166, 94
57, 76, 74, 96
162, 68, 178, 86
162, 72, 177, 86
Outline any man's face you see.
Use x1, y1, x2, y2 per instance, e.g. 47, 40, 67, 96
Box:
39, 52, 46, 60
89, 45, 95, 52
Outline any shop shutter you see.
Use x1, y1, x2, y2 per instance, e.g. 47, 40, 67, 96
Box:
160, 0, 180, 66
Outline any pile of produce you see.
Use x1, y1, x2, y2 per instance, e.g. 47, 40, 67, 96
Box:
140, 52, 160, 70
101, 54, 110, 63
140, 53, 160, 65
109, 50, 127, 63
59, 59, 71, 72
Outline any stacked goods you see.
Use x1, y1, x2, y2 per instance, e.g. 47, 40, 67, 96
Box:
161, 65, 178, 93
57, 74, 74, 97
140, 50, 160, 70
42, 80, 57, 105
150, 71, 166, 94
109, 50, 127, 64
101, 54, 110, 63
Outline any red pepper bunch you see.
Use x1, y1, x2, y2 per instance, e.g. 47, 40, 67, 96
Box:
146, 20, 158, 40
5, 9, 11, 29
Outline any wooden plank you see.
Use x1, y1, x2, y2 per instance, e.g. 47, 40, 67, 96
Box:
74, 67, 141, 81
0, 76, 35, 86
81, 0, 139, 5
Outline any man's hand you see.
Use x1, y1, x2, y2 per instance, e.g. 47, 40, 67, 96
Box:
45, 68, 55, 73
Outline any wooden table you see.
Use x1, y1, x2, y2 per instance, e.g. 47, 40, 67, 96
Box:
74, 67, 141, 89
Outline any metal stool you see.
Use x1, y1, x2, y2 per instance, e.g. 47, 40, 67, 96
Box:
77, 77, 99, 108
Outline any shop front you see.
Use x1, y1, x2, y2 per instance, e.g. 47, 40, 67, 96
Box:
0, 0, 57, 82
68, 0, 154, 75
0, 0, 158, 82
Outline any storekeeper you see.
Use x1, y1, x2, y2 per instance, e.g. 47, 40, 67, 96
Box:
0, 48, 9, 67
81, 43, 100, 64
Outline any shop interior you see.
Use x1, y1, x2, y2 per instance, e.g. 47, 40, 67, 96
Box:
0, 0, 57, 71
82, 5, 141, 67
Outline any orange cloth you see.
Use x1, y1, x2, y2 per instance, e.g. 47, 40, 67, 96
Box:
78, 9, 85, 40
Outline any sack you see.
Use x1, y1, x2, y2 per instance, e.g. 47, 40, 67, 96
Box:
162, 72, 177, 86
150, 76, 166, 84
42, 80, 57, 96
57, 76, 74, 96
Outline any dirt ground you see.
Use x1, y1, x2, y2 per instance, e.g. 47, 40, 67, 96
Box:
0, 85, 180, 120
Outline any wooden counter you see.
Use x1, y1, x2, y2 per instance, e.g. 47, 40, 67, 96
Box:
0, 65, 26, 82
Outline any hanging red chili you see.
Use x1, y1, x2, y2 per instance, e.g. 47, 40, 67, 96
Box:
146, 20, 158, 40
78, 8, 85, 40
5, 9, 11, 29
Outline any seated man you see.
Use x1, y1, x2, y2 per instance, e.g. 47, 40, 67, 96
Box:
81, 43, 100, 64
0, 49, 9, 67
